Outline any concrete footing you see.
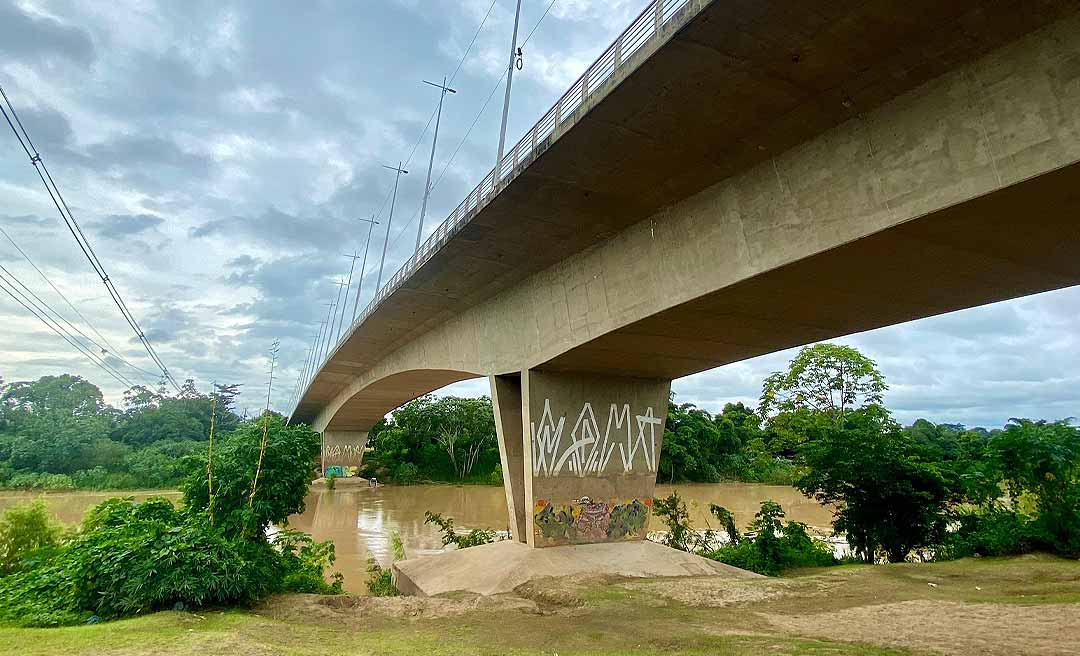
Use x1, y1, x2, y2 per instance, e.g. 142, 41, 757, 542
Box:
392, 539, 761, 597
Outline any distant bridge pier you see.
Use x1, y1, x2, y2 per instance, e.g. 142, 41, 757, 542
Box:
492, 370, 670, 547
320, 430, 368, 478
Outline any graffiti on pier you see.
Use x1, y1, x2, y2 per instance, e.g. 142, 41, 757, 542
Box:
323, 443, 365, 462
533, 497, 651, 545
531, 399, 662, 478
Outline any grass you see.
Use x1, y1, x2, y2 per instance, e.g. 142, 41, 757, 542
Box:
1, 555, 1077, 655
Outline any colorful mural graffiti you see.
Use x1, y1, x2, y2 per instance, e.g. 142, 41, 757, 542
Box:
533, 497, 651, 545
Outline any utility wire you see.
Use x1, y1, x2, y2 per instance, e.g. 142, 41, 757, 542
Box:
0, 224, 160, 382
0, 81, 181, 392
0, 261, 156, 387
0, 273, 136, 389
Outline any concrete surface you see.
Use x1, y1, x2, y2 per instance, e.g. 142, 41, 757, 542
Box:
518, 370, 670, 547
320, 430, 368, 476
392, 539, 760, 597
295, 6, 1080, 434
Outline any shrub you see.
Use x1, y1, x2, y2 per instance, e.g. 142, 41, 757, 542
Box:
652, 491, 701, 552
392, 462, 421, 486
705, 500, 836, 576
0, 496, 342, 626
424, 511, 495, 549
0, 501, 64, 575
273, 529, 343, 594
365, 531, 405, 597
181, 415, 321, 537
939, 508, 1040, 559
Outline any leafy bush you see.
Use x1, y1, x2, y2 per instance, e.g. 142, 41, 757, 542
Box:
706, 501, 836, 575
181, 415, 320, 537
365, 531, 405, 596
0, 497, 342, 626
273, 529, 343, 594
0, 501, 64, 575
652, 491, 701, 552
392, 462, 421, 486
424, 511, 495, 548
939, 508, 1039, 559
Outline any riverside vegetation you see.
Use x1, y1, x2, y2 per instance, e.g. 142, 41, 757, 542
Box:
0, 414, 342, 626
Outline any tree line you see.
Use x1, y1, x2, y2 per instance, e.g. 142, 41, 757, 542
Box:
655, 343, 1080, 567
0, 374, 243, 490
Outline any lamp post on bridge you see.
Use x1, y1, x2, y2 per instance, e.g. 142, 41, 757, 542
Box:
316, 299, 336, 368
302, 327, 323, 392
376, 162, 408, 293
325, 279, 347, 357
417, 77, 456, 253
350, 215, 379, 324
495, 0, 524, 175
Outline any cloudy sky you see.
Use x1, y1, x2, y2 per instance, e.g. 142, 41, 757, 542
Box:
0, 0, 1077, 428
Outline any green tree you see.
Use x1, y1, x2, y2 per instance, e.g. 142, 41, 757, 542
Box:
760, 344, 886, 425
181, 414, 320, 536
795, 407, 962, 562
981, 419, 1080, 556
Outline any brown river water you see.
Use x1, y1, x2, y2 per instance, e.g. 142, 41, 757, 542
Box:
0, 483, 831, 592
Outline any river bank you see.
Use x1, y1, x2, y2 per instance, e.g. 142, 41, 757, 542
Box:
1, 555, 1077, 655
2, 483, 832, 592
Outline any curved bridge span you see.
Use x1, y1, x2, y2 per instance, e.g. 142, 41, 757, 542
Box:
293, 0, 1080, 548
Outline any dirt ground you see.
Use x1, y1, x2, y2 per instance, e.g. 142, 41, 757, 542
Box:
1, 554, 1078, 655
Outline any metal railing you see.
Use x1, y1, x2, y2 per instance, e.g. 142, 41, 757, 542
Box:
301, 0, 696, 406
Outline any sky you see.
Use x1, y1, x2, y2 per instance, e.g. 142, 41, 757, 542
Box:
0, 0, 1077, 428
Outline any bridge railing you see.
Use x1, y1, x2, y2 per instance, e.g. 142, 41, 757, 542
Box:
312, 0, 694, 388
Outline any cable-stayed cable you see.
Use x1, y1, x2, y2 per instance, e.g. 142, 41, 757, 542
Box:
0, 81, 181, 392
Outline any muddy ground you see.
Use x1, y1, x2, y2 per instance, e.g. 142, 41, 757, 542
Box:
2, 554, 1078, 655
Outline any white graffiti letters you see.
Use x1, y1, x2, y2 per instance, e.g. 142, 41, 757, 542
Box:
531, 399, 660, 478
323, 444, 365, 461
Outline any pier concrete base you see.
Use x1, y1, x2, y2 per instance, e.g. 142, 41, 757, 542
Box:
392, 539, 760, 597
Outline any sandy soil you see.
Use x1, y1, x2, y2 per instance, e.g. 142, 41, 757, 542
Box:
765, 599, 1080, 656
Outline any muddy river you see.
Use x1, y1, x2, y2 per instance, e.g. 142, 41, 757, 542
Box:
0, 483, 831, 592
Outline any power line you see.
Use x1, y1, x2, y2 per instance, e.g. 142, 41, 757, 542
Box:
0, 272, 137, 389
0, 224, 160, 382
0, 81, 181, 393
0, 261, 157, 387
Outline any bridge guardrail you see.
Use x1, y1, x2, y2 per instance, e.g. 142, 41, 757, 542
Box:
307, 0, 695, 401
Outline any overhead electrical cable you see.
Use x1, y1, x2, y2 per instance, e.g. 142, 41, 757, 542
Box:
0, 225, 160, 382
0, 261, 156, 386
0, 273, 137, 389
0, 81, 181, 392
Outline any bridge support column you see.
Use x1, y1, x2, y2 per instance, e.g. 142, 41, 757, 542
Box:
320, 430, 368, 478
493, 369, 670, 548
491, 374, 527, 542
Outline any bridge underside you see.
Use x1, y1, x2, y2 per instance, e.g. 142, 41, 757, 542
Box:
542, 159, 1080, 378
294, 0, 1079, 429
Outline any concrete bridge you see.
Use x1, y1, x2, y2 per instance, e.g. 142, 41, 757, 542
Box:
293, 0, 1080, 548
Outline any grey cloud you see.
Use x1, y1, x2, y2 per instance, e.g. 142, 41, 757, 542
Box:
90, 214, 165, 240
192, 208, 351, 251
0, 4, 94, 64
